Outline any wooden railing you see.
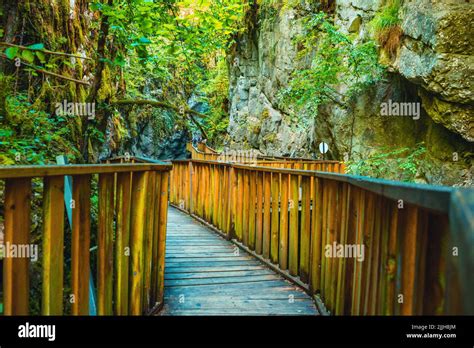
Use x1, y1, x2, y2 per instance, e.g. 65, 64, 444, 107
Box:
186, 142, 341, 165
0, 162, 171, 315
169, 159, 473, 315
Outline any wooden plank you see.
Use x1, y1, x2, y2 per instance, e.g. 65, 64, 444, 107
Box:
165, 274, 282, 287
163, 207, 320, 316
0, 163, 171, 179
151, 173, 162, 305
235, 169, 243, 241
164, 298, 316, 313
368, 195, 383, 315
3, 178, 31, 315
400, 205, 418, 315
320, 179, 328, 302
300, 176, 311, 283
255, 172, 264, 254
165, 290, 309, 300
42, 176, 65, 315
351, 188, 365, 315
376, 198, 390, 315
98, 173, 115, 315
335, 183, 350, 315
288, 174, 299, 275
114, 172, 132, 315
310, 178, 322, 293
263, 172, 271, 258
229, 166, 237, 238
385, 203, 399, 315
143, 171, 156, 311
242, 169, 250, 246
279, 173, 289, 270
361, 192, 375, 315
129, 171, 148, 315
165, 260, 261, 267
71, 175, 91, 315
414, 209, 428, 315
165, 265, 266, 273
325, 180, 336, 311
422, 214, 448, 315
56, 155, 96, 316
270, 172, 280, 263
214, 165, 220, 227
156, 171, 169, 306
216, 166, 222, 230
165, 269, 274, 280
248, 170, 256, 250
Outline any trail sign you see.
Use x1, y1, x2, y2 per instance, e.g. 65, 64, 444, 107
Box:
319, 142, 329, 154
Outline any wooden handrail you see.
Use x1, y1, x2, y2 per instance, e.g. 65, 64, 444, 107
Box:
186, 142, 335, 163
1, 162, 171, 315
169, 159, 473, 315
0, 163, 171, 178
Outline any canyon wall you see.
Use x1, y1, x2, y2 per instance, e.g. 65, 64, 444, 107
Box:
227, 0, 473, 185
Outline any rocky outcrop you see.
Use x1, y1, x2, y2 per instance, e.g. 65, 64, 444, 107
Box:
227, 0, 473, 185
228, 5, 312, 157
397, 0, 474, 141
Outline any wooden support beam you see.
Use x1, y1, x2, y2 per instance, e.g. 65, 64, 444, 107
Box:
42, 176, 65, 315
4, 178, 31, 315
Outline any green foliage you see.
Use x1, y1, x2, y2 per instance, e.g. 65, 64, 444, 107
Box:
280, 12, 385, 117
369, 0, 401, 33
93, 0, 247, 138
346, 144, 427, 182
198, 57, 230, 147
0, 87, 80, 165
369, 0, 402, 57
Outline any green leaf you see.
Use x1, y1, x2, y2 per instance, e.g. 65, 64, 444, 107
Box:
138, 37, 152, 44
5, 47, 19, 59
27, 43, 45, 50
21, 50, 35, 63
35, 51, 46, 63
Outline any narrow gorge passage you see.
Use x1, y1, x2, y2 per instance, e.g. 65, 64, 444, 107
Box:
160, 207, 319, 316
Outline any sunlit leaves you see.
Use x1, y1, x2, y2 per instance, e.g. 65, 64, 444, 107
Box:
21, 50, 35, 63
281, 12, 385, 116
27, 43, 45, 50
5, 47, 18, 59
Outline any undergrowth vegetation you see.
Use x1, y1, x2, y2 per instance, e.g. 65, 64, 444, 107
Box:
346, 144, 427, 182
369, 0, 403, 58
280, 12, 385, 119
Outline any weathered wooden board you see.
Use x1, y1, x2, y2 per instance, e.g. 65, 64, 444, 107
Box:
160, 207, 319, 316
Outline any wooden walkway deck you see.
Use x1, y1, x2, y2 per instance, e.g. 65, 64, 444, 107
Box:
160, 207, 319, 315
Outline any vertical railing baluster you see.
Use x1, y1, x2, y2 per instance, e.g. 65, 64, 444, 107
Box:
156, 171, 169, 304
42, 176, 65, 315
98, 173, 115, 315
248, 170, 256, 250
130, 171, 148, 315
71, 174, 91, 315
279, 173, 289, 270
115, 172, 132, 315
270, 172, 280, 264
4, 178, 31, 315
263, 172, 271, 259
255, 172, 264, 254
300, 176, 311, 283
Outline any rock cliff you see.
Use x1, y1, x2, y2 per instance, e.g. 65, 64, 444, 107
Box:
227, 0, 473, 185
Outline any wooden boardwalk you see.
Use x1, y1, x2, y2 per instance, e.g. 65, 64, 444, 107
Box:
160, 207, 320, 315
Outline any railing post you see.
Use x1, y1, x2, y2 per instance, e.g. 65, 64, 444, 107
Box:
98, 173, 115, 315
130, 171, 148, 315
115, 172, 132, 315
71, 174, 92, 315
4, 178, 31, 315
42, 176, 65, 315
156, 171, 169, 304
